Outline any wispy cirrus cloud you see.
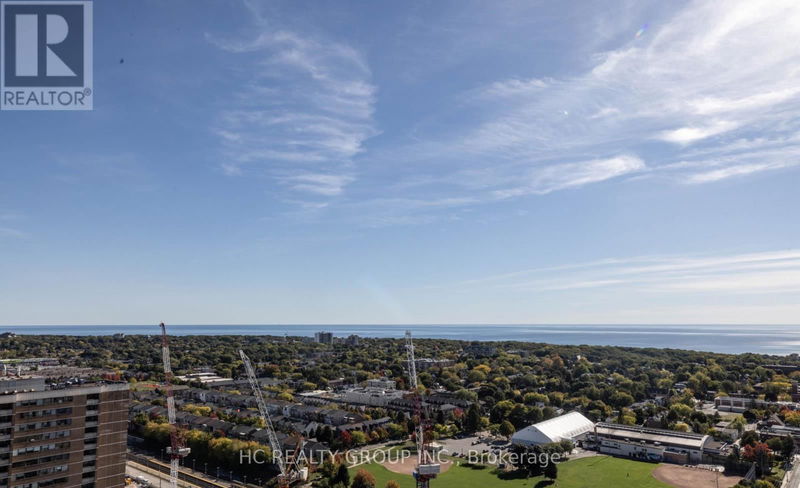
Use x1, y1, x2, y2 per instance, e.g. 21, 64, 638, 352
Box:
210, 0, 800, 227
0, 227, 29, 239
491, 155, 645, 198
685, 161, 797, 184
658, 121, 740, 145
0, 210, 28, 239
450, 249, 800, 295
281, 172, 355, 197
661, 141, 800, 184
210, 5, 378, 200
477, 77, 549, 99
382, 0, 800, 209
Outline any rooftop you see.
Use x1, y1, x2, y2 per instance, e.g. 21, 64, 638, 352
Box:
512, 411, 595, 445
594, 422, 708, 450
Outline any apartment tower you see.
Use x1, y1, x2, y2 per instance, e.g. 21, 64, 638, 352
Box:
0, 377, 129, 488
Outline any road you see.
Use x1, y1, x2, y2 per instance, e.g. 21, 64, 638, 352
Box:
127, 461, 201, 488
782, 455, 800, 488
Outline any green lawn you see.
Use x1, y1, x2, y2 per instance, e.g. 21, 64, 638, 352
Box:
349, 455, 671, 488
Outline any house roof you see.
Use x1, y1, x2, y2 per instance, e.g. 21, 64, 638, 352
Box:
231, 424, 257, 436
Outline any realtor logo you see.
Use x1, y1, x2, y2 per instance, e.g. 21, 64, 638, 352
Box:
1, 1, 93, 110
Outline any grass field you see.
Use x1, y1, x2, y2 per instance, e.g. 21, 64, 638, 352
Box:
349, 455, 672, 488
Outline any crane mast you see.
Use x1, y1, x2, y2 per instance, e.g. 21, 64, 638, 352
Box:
239, 350, 296, 488
160, 323, 190, 488
405, 331, 440, 488
405, 331, 425, 459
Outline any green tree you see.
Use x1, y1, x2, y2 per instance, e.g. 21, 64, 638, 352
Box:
386, 423, 406, 439
499, 420, 516, 440
333, 464, 350, 487
741, 430, 759, 447
467, 370, 486, 383
781, 435, 795, 459
319, 459, 337, 481
544, 461, 558, 481
350, 430, 368, 446
753, 480, 776, 488
729, 415, 746, 434
465, 404, 482, 433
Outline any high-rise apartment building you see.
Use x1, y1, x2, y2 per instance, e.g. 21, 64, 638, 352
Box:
0, 377, 129, 488
313, 331, 333, 345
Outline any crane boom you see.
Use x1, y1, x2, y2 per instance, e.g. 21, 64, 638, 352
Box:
405, 331, 439, 488
239, 350, 288, 480
405, 331, 424, 457
160, 323, 189, 488
406, 331, 418, 390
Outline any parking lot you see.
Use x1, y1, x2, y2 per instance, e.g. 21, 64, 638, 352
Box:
436, 434, 511, 462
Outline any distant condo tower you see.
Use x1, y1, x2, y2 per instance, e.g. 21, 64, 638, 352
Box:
314, 331, 334, 345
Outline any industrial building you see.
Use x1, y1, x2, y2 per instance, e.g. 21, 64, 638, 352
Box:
715, 395, 799, 413
583, 422, 720, 464
341, 385, 405, 407
0, 376, 129, 488
511, 411, 594, 446
414, 359, 455, 371
175, 372, 234, 387
511, 414, 732, 466
365, 379, 396, 390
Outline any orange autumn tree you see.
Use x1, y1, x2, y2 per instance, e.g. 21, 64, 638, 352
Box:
743, 442, 772, 474
783, 408, 800, 427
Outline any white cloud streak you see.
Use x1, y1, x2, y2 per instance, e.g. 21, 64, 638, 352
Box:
492, 155, 645, 198
453, 249, 800, 296
282, 172, 355, 196
0, 227, 29, 239
211, 9, 378, 199
210, 0, 800, 225
388, 0, 800, 205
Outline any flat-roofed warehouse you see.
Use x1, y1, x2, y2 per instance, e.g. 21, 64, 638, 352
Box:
511, 411, 595, 446
585, 422, 714, 464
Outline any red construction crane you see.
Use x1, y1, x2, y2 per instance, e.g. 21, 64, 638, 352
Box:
159, 323, 190, 488
405, 331, 440, 488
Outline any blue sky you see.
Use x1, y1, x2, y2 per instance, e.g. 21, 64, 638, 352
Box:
1, 0, 799, 325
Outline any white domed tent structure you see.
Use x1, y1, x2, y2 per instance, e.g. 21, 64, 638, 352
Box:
511, 411, 594, 446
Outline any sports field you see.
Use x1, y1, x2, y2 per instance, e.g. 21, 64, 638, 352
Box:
349, 455, 671, 488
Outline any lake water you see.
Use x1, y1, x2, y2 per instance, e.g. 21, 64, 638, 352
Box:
1, 324, 799, 355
